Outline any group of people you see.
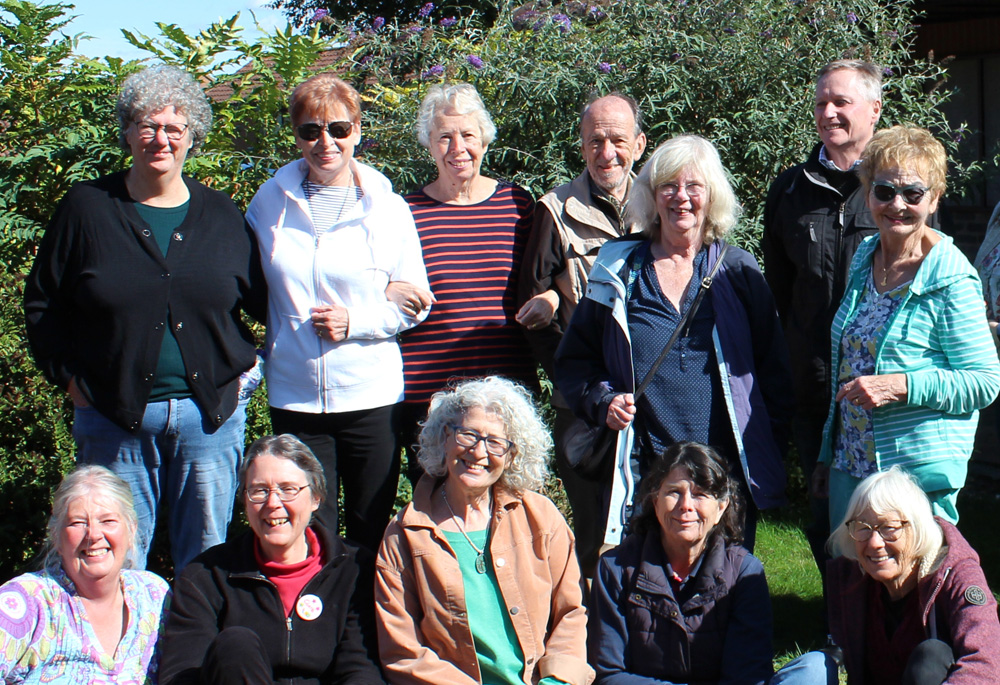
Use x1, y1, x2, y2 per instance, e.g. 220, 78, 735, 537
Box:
2, 53, 999, 684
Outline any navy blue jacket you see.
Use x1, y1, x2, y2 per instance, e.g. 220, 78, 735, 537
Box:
588, 530, 773, 684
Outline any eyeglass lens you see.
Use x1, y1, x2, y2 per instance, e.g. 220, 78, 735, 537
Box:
871, 182, 927, 205
296, 121, 353, 141
848, 520, 905, 542
247, 485, 308, 503
452, 427, 512, 456
135, 122, 188, 140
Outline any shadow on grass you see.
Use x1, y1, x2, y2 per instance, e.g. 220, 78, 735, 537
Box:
772, 592, 827, 657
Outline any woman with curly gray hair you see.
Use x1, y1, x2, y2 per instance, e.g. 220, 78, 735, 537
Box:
375, 376, 593, 685
24, 63, 266, 574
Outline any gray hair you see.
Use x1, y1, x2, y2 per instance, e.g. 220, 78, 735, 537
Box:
240, 434, 328, 507
817, 59, 883, 104
828, 466, 943, 566
625, 134, 742, 244
43, 465, 140, 571
418, 376, 551, 493
580, 92, 644, 138
117, 64, 213, 153
415, 83, 497, 149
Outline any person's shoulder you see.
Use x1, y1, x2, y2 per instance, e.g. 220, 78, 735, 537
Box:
59, 172, 125, 206
185, 175, 243, 218
123, 569, 171, 597
494, 180, 534, 205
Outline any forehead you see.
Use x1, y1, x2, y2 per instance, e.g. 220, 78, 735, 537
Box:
457, 405, 505, 431
432, 109, 481, 133
139, 105, 188, 122
871, 164, 928, 186
246, 454, 308, 484
854, 505, 905, 523
65, 494, 122, 518
815, 69, 867, 101
298, 101, 353, 124
582, 99, 637, 138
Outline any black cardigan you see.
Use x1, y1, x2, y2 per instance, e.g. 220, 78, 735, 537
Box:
23, 171, 266, 432
160, 524, 385, 685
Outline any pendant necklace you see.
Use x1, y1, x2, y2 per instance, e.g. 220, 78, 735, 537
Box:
442, 488, 491, 574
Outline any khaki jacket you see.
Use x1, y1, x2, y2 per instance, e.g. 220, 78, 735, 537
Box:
375, 477, 594, 685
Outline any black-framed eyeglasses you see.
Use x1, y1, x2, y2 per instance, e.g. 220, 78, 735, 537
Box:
133, 120, 189, 141
846, 519, 909, 542
296, 121, 354, 141
246, 484, 310, 504
449, 425, 515, 457
871, 181, 929, 205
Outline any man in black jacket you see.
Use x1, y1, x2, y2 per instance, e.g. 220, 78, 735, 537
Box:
761, 59, 882, 569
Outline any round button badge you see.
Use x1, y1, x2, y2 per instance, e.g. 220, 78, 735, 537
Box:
296, 594, 324, 621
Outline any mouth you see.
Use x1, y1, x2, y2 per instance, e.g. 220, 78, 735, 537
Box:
866, 553, 894, 565
264, 517, 289, 527
81, 548, 110, 558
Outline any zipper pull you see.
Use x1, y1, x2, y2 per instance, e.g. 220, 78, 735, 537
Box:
286, 616, 293, 632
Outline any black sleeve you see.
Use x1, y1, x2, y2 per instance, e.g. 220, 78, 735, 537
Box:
554, 296, 620, 426
761, 171, 796, 324
328, 547, 387, 684
158, 562, 224, 685
518, 202, 568, 376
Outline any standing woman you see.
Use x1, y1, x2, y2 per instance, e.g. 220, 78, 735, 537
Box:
555, 135, 792, 550
24, 64, 266, 572
814, 126, 1000, 530
398, 83, 538, 450
246, 73, 429, 550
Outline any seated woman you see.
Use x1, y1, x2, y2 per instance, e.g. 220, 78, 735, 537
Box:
159, 435, 384, 685
774, 466, 1000, 684
0, 465, 170, 683
588, 441, 773, 685
375, 376, 593, 685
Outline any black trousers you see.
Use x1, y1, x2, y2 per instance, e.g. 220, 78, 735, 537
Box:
271, 403, 401, 552
552, 406, 605, 578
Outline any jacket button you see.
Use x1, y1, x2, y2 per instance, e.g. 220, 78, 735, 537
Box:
215, 414, 223, 423
154, 323, 162, 330
509, 606, 519, 615
633, 593, 642, 601
142, 229, 151, 237
161, 272, 170, 278
670, 610, 678, 617
495, 558, 505, 567
190, 372, 199, 381
145, 374, 154, 381
175, 322, 183, 331
173, 232, 184, 241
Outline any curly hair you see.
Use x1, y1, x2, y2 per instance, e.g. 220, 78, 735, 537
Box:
240, 434, 328, 507
633, 442, 744, 545
417, 376, 551, 493
625, 134, 741, 244
858, 125, 947, 197
415, 83, 497, 149
116, 64, 213, 153
42, 465, 140, 571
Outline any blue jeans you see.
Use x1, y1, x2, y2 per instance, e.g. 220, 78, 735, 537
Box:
770, 651, 838, 685
72, 397, 247, 572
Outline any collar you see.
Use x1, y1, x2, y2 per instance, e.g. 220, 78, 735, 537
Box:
818, 144, 862, 172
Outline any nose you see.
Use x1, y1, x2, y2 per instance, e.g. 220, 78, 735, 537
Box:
449, 136, 467, 155
676, 490, 694, 510
866, 530, 887, 550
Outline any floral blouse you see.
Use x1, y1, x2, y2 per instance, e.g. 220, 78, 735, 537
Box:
833, 270, 908, 479
0, 565, 169, 684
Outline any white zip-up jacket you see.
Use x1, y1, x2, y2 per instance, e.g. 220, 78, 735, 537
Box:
247, 158, 429, 413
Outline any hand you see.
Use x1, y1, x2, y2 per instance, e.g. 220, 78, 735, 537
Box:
515, 291, 559, 330
811, 464, 830, 499
990, 319, 998, 337
605, 393, 636, 430
385, 281, 436, 317
310, 305, 350, 342
836, 373, 907, 410
68, 376, 90, 408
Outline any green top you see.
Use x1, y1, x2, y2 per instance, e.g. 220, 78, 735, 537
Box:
135, 201, 191, 401
443, 530, 565, 685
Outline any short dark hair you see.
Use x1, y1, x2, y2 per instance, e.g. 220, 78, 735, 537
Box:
240, 434, 327, 506
634, 442, 744, 544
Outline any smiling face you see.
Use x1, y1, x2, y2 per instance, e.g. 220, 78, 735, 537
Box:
428, 109, 486, 187
814, 69, 881, 163
853, 508, 919, 599
653, 467, 729, 562
244, 453, 320, 564
656, 166, 708, 244
580, 96, 646, 202
868, 165, 939, 241
294, 101, 360, 186
126, 105, 193, 183
58, 495, 130, 591
445, 406, 511, 497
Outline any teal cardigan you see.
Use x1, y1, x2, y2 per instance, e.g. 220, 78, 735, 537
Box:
818, 231, 1000, 494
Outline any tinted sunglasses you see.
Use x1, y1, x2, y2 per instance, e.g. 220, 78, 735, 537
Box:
871, 181, 929, 205
296, 121, 354, 141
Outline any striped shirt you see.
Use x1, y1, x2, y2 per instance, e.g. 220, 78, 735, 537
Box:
302, 179, 363, 234
400, 182, 538, 404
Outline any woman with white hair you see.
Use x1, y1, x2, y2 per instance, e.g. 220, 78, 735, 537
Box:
397, 84, 538, 459
772, 466, 1000, 684
375, 376, 592, 685
0, 465, 170, 682
555, 134, 792, 550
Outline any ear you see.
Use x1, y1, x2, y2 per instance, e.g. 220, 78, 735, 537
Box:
928, 190, 941, 216
872, 99, 883, 124
634, 131, 648, 158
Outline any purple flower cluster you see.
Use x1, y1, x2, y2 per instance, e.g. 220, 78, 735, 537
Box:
311, 9, 329, 22
885, 29, 899, 40
598, 61, 612, 74
466, 55, 484, 70
421, 64, 445, 79
723, 27, 736, 35
372, 16, 385, 30
883, 67, 893, 76
418, 3, 434, 18
440, 16, 457, 27
553, 13, 571, 32
846, 11, 858, 24
588, 5, 607, 21
408, 25, 424, 34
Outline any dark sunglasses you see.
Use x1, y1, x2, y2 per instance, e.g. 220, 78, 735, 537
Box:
296, 121, 354, 141
871, 181, 929, 205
